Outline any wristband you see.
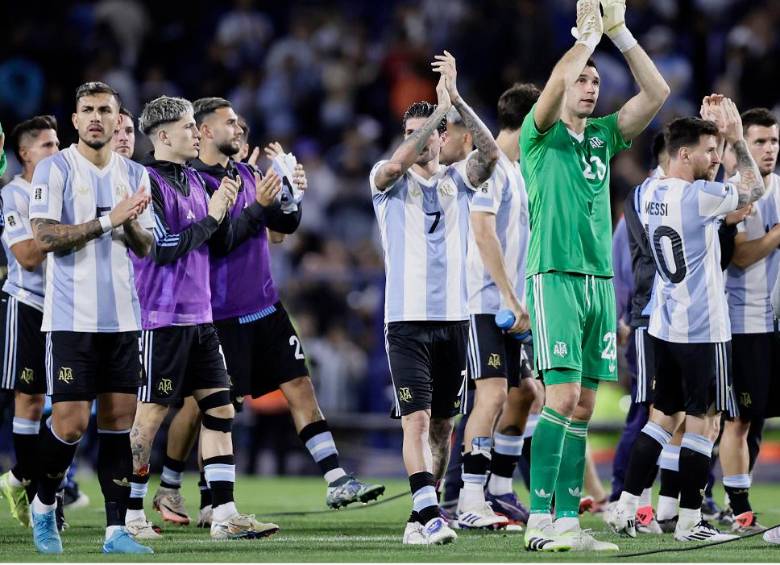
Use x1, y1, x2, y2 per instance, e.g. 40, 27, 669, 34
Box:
575, 32, 600, 53
99, 215, 113, 233
609, 27, 637, 53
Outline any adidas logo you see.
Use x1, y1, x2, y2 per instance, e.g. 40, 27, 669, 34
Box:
568, 487, 582, 497
589, 137, 605, 148
526, 536, 552, 551
534, 489, 551, 498
186, 210, 196, 220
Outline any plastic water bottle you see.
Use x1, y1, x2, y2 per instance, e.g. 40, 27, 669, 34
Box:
495, 309, 532, 343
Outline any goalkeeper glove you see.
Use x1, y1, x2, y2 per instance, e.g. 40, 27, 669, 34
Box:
600, 0, 637, 52
570, 0, 603, 52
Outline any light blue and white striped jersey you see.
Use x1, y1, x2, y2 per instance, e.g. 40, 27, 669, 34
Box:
29, 145, 154, 332
1, 176, 45, 311
725, 173, 780, 334
640, 175, 739, 343
467, 152, 530, 314
370, 158, 473, 323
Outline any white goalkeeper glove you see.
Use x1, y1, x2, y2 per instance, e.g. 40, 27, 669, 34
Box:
600, 0, 637, 52
270, 153, 303, 214
570, 0, 603, 53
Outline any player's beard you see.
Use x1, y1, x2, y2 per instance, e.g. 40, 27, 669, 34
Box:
217, 140, 241, 158
81, 135, 109, 150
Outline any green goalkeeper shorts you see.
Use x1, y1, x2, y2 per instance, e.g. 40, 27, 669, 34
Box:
526, 272, 618, 384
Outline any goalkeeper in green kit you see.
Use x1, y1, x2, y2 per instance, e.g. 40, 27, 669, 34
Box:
521, 0, 669, 552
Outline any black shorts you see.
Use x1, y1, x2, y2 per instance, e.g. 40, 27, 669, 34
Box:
215, 303, 309, 399
633, 327, 655, 405
731, 333, 780, 419
385, 321, 468, 419
138, 324, 229, 405
651, 336, 737, 418
1, 293, 46, 395
47, 331, 142, 403
467, 314, 531, 388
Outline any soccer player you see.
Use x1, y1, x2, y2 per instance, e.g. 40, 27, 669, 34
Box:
609, 100, 768, 542
371, 51, 499, 545
722, 107, 780, 533
124, 95, 278, 541
520, 0, 669, 551
0, 115, 59, 527
111, 106, 136, 158
191, 96, 385, 514
27, 81, 155, 555
439, 83, 540, 530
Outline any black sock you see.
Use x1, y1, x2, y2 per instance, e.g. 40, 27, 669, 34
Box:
97, 430, 132, 526
407, 510, 421, 524
490, 451, 517, 479
724, 485, 751, 515
623, 427, 667, 496
160, 455, 186, 489
409, 471, 438, 524
199, 471, 212, 509
679, 447, 711, 511
659, 469, 681, 499
128, 473, 150, 511
462, 451, 490, 477
298, 420, 342, 478
204, 455, 235, 508
36, 422, 79, 506
12, 418, 40, 485
644, 465, 659, 489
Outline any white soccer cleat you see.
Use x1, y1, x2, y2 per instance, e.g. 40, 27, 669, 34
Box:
674, 519, 739, 542
422, 517, 458, 545
763, 525, 780, 544
606, 502, 636, 538
457, 502, 509, 530
125, 518, 162, 540
210, 513, 279, 540
197, 505, 213, 528
402, 521, 427, 545
559, 528, 619, 551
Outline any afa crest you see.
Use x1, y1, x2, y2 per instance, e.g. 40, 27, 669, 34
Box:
398, 387, 413, 403
157, 378, 173, 395
20, 368, 34, 384
58, 367, 74, 384
487, 353, 501, 369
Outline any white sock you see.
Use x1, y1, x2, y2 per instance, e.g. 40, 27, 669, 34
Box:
527, 512, 551, 531
487, 474, 513, 496
125, 509, 146, 524
554, 516, 580, 534
212, 501, 238, 523
458, 482, 486, 511
105, 525, 123, 540
639, 487, 652, 507
618, 491, 640, 517
31, 496, 56, 515
678, 507, 701, 529
656, 495, 678, 521
324, 468, 347, 484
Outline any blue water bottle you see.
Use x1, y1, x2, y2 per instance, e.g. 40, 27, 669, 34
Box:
495, 309, 532, 343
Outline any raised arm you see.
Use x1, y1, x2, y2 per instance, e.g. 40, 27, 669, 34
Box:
601, 0, 670, 140
535, 0, 603, 132
433, 51, 499, 186
718, 99, 766, 207
373, 77, 451, 191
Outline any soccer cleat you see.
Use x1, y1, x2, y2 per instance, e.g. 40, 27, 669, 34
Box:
457, 501, 509, 529
32, 509, 63, 554
559, 528, 619, 551
606, 503, 636, 538
125, 517, 163, 539
524, 524, 572, 552
763, 525, 780, 544
402, 521, 427, 545
210, 513, 279, 540
62, 484, 90, 509
153, 487, 191, 525
674, 519, 739, 542
326, 475, 385, 509
422, 517, 457, 545
197, 505, 213, 528
486, 491, 529, 525
55, 490, 68, 532
0, 471, 30, 527
717, 505, 735, 526
701, 496, 721, 521
731, 511, 764, 535
103, 527, 154, 554
657, 516, 678, 533
635, 505, 663, 534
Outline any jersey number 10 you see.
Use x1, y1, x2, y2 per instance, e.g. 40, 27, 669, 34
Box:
648, 225, 688, 284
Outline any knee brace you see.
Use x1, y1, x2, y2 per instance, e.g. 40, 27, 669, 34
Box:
197, 390, 233, 433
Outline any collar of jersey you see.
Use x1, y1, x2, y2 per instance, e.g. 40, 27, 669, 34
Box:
408, 164, 446, 187
70, 144, 116, 176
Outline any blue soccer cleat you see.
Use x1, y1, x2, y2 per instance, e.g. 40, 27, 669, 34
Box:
102, 528, 154, 554
32, 509, 63, 554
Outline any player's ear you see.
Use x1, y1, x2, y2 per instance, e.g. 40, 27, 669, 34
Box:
158, 128, 170, 147
71, 112, 79, 131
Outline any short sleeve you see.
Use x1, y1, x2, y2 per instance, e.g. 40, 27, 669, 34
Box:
1, 186, 34, 247
589, 111, 631, 156
695, 180, 739, 218
519, 104, 551, 154
369, 160, 398, 197
133, 167, 155, 230
469, 166, 504, 215
29, 155, 65, 222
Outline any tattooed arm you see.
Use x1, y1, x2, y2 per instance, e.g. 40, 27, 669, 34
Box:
372, 77, 451, 191
31, 218, 104, 253
732, 139, 766, 207
123, 220, 153, 257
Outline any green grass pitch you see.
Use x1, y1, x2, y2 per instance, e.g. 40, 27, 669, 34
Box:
2, 477, 780, 562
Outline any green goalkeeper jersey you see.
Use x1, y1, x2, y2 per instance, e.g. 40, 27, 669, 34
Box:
520, 104, 630, 278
